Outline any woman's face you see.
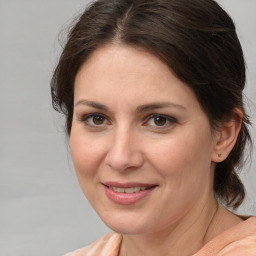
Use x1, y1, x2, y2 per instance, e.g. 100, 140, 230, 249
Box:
70, 44, 219, 235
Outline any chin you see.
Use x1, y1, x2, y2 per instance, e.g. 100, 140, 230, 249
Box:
107, 222, 148, 235
99, 211, 153, 235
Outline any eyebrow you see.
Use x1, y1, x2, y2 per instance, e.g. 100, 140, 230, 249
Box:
136, 102, 186, 112
75, 99, 186, 112
75, 99, 109, 110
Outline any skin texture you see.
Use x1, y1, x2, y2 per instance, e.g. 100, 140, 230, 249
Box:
70, 44, 243, 256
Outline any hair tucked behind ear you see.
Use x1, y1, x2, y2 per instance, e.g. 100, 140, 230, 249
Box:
214, 118, 251, 208
51, 0, 252, 208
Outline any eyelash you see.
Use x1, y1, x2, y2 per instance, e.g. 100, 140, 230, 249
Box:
78, 113, 177, 129
78, 113, 110, 128
143, 114, 177, 129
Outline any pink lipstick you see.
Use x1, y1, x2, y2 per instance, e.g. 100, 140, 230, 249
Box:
103, 182, 157, 205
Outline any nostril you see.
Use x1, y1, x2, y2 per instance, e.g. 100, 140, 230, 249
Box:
105, 150, 144, 172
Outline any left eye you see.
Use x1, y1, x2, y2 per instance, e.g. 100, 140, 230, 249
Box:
145, 114, 176, 128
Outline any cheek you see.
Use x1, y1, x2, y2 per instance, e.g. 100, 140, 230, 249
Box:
147, 132, 214, 219
148, 130, 213, 181
70, 129, 103, 178
70, 129, 105, 201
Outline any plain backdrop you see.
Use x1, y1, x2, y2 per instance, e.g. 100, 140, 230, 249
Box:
0, 0, 255, 255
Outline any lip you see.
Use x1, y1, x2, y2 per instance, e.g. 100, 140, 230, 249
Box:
103, 181, 156, 188
102, 182, 157, 205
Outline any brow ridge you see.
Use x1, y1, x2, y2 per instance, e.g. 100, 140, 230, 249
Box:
136, 102, 186, 112
75, 99, 185, 112
75, 99, 109, 110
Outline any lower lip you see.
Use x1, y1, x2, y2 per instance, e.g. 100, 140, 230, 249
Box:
104, 186, 156, 205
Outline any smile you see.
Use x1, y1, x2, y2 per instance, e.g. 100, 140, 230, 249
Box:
103, 182, 157, 205
109, 186, 148, 193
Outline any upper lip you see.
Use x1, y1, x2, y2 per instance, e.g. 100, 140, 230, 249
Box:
102, 182, 157, 188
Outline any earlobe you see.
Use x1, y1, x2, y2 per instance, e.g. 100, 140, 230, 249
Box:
212, 108, 243, 163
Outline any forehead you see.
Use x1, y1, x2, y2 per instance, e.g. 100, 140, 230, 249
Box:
76, 44, 172, 83
74, 44, 200, 110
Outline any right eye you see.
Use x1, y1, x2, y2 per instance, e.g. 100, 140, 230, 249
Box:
79, 113, 109, 127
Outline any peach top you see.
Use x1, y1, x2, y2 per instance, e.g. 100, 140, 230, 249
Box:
64, 217, 256, 256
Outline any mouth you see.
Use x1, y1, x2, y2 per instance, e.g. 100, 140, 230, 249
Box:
106, 185, 156, 194
102, 182, 158, 205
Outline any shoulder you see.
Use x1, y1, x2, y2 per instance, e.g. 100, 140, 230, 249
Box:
194, 216, 256, 256
64, 232, 122, 256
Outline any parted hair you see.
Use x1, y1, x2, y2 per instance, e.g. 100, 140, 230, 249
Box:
51, 0, 252, 208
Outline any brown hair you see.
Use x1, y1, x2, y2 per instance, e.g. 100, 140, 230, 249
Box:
51, 0, 252, 208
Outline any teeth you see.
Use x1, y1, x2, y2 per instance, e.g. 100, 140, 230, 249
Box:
116, 187, 124, 193
110, 186, 148, 193
134, 187, 140, 192
124, 187, 134, 193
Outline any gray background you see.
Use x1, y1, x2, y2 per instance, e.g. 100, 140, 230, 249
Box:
0, 0, 255, 255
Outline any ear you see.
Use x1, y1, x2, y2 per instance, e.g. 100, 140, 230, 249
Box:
211, 108, 243, 163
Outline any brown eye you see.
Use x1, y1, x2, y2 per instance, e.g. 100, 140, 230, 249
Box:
154, 116, 167, 126
80, 113, 108, 127
144, 114, 176, 129
93, 115, 105, 125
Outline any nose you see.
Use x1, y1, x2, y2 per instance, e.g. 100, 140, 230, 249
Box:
105, 127, 144, 172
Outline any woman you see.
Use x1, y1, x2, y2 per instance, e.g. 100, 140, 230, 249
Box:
51, 0, 256, 255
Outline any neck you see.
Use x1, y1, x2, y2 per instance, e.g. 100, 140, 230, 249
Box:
120, 193, 220, 256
